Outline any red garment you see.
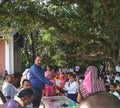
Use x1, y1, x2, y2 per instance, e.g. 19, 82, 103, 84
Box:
45, 71, 55, 96
79, 66, 105, 98
45, 79, 55, 96
45, 85, 55, 96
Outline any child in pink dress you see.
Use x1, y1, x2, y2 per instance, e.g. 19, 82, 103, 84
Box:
45, 66, 55, 96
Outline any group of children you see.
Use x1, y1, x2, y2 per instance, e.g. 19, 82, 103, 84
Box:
43, 66, 79, 102
2, 65, 120, 108
103, 72, 120, 99
43, 66, 120, 102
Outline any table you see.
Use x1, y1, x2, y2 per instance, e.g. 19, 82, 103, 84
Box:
41, 96, 78, 108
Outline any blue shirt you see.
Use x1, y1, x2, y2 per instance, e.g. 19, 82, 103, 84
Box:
29, 64, 53, 90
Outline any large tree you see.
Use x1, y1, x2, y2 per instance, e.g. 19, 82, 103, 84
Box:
0, 0, 120, 70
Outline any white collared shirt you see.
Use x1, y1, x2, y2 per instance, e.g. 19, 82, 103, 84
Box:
2, 81, 18, 98
109, 91, 120, 100
63, 81, 79, 94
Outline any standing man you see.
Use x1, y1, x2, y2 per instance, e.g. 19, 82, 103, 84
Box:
29, 56, 53, 108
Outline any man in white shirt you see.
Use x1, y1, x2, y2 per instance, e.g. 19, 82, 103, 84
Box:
2, 74, 18, 100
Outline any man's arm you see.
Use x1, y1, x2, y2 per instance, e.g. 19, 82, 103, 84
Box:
31, 66, 53, 85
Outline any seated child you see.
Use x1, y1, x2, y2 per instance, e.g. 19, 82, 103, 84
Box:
17, 79, 33, 108
109, 83, 120, 100
3, 88, 34, 108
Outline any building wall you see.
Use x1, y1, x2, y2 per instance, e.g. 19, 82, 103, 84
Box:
5, 36, 14, 75
0, 33, 23, 77
0, 41, 5, 77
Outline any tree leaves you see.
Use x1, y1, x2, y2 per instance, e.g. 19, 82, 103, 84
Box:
0, 0, 120, 68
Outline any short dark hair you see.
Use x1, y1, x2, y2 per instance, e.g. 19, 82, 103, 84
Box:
18, 88, 34, 98
22, 79, 31, 85
70, 73, 76, 79
4, 74, 12, 80
110, 83, 117, 88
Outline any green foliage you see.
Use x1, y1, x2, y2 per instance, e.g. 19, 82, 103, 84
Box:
0, 0, 120, 70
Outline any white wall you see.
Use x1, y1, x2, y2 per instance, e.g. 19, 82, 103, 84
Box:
5, 36, 14, 74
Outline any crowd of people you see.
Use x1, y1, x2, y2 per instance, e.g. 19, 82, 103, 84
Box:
1, 55, 120, 108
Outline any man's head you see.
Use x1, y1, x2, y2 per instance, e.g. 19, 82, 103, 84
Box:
4, 74, 13, 83
79, 92, 120, 108
35, 56, 43, 66
18, 88, 34, 106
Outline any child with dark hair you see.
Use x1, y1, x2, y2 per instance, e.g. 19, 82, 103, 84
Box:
17, 79, 32, 95
17, 79, 33, 108
109, 83, 120, 99
3, 88, 34, 108
21, 79, 32, 89
63, 73, 79, 102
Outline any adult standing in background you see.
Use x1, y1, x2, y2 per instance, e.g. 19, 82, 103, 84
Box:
29, 56, 53, 108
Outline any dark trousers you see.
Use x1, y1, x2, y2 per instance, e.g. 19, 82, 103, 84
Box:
67, 93, 77, 102
32, 88, 42, 107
